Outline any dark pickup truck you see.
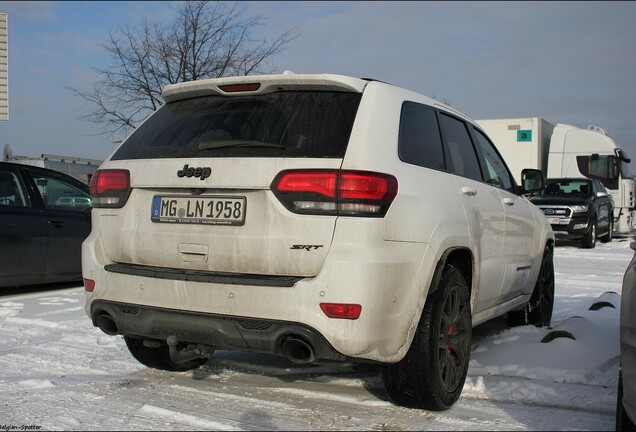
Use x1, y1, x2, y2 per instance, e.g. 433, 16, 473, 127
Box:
529, 178, 614, 248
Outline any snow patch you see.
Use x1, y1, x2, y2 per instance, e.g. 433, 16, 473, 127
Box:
138, 404, 244, 431
18, 379, 56, 389
0, 301, 23, 317
4, 316, 63, 328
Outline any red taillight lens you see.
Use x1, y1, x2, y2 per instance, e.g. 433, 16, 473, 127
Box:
83, 278, 96, 292
89, 169, 129, 195
320, 303, 362, 320
340, 172, 393, 201
89, 169, 131, 208
274, 171, 338, 198
272, 170, 397, 217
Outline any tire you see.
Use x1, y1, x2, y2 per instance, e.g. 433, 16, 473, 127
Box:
581, 219, 597, 249
124, 336, 208, 372
509, 247, 555, 328
382, 266, 471, 411
600, 218, 613, 243
616, 369, 636, 431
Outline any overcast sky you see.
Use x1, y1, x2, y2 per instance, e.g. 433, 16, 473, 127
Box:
1, 1, 635, 163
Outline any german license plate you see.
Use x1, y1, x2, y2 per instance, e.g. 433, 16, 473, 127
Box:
151, 196, 246, 225
546, 217, 562, 224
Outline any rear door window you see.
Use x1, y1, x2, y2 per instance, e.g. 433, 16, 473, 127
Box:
112, 92, 362, 160
27, 170, 92, 212
398, 102, 445, 170
0, 169, 28, 207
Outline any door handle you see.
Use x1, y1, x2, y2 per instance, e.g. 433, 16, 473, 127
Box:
48, 220, 66, 228
461, 187, 477, 196
503, 198, 515, 206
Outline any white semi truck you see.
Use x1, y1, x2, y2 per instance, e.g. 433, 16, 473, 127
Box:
476, 117, 635, 235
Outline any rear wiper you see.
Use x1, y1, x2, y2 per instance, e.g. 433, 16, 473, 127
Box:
198, 140, 285, 150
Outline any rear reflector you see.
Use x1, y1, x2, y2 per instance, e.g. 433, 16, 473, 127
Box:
320, 303, 362, 320
83, 278, 96, 292
272, 170, 397, 217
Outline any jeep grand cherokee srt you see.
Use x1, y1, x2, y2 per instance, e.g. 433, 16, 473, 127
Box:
83, 73, 555, 410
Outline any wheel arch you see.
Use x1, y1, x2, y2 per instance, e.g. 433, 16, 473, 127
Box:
383, 248, 474, 410
545, 238, 555, 255
428, 247, 474, 300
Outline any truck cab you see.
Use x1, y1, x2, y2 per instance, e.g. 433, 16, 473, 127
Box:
548, 124, 635, 236
576, 149, 635, 235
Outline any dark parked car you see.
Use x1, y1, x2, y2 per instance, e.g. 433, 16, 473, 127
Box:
529, 178, 614, 249
0, 161, 92, 288
617, 240, 636, 430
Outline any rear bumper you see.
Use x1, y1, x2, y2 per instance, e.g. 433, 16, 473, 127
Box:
90, 300, 350, 363
82, 220, 435, 364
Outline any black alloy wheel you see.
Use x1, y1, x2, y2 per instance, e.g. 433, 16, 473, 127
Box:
382, 265, 472, 411
509, 247, 555, 328
582, 220, 597, 249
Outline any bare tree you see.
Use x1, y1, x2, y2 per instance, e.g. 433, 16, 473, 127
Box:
430, 93, 452, 106
69, 1, 298, 138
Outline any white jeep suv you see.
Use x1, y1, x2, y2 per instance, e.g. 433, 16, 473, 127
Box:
83, 73, 555, 410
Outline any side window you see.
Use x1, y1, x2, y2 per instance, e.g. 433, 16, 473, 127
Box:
439, 113, 483, 182
29, 171, 92, 212
398, 102, 445, 170
0, 170, 28, 207
472, 128, 515, 193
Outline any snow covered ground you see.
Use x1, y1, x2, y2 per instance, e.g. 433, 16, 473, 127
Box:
0, 239, 633, 430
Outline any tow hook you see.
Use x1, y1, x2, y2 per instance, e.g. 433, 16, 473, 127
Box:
166, 335, 214, 364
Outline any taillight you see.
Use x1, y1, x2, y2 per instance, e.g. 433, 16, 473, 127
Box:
271, 170, 397, 217
320, 303, 362, 320
275, 171, 338, 198
89, 169, 131, 208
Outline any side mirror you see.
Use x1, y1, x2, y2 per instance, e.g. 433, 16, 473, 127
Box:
521, 169, 545, 194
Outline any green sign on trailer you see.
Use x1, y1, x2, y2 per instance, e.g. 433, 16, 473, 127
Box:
517, 130, 532, 142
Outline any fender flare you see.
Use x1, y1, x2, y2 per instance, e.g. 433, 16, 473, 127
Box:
427, 247, 473, 297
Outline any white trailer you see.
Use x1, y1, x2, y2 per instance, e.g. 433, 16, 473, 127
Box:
476, 117, 635, 235
4, 153, 102, 185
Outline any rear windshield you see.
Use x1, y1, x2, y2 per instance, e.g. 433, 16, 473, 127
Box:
111, 91, 362, 160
